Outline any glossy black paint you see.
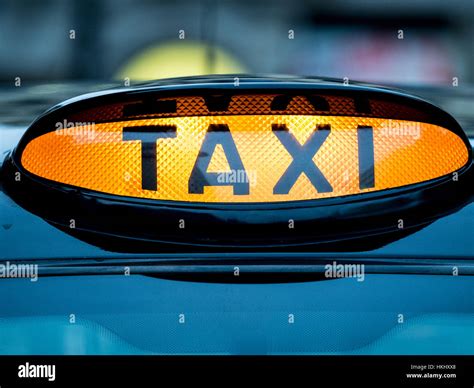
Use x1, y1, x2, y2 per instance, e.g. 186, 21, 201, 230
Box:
3, 76, 473, 250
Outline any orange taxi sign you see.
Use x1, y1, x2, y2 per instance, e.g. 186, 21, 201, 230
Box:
21, 114, 468, 203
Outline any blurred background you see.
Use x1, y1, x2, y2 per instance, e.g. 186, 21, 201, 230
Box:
0, 0, 473, 134
0, 0, 473, 84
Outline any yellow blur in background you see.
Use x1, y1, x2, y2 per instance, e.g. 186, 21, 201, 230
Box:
116, 41, 247, 81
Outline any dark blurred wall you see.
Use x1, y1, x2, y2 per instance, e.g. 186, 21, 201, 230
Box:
0, 0, 472, 84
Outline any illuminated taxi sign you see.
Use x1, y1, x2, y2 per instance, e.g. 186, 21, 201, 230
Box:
20, 114, 468, 203
7, 78, 473, 247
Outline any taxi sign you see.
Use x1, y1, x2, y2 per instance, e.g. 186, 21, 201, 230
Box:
20, 114, 468, 203
6, 76, 473, 246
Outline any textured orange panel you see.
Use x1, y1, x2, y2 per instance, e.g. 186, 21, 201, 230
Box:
21, 115, 469, 203
67, 94, 432, 122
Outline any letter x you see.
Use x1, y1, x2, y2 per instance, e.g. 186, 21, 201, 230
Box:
273, 124, 333, 194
